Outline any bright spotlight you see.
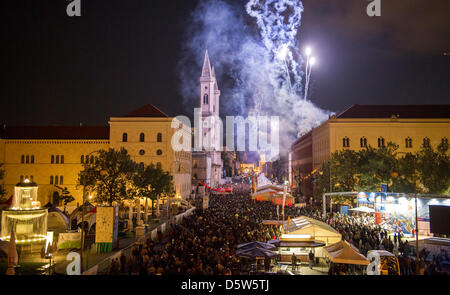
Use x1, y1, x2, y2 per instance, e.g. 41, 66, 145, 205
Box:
305, 47, 312, 57
310, 57, 316, 66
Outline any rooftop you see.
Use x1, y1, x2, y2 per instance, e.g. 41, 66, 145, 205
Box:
0, 125, 110, 140
124, 104, 169, 118
337, 104, 450, 119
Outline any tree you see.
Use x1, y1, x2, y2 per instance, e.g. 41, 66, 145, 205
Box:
54, 186, 75, 214
416, 143, 450, 194
128, 163, 175, 215
357, 142, 398, 192
0, 163, 6, 202
79, 148, 135, 205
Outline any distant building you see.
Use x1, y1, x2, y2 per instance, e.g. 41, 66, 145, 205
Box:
0, 104, 192, 206
290, 104, 450, 198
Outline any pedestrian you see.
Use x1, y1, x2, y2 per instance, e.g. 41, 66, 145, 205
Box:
309, 250, 315, 269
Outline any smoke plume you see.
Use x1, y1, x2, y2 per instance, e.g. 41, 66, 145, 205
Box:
177, 0, 330, 153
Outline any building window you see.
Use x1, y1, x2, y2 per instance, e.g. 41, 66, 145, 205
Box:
405, 137, 412, 148
26, 155, 29, 164
139, 149, 145, 156
156, 149, 163, 156
61, 155, 64, 164
122, 133, 128, 142
360, 137, 367, 148
378, 137, 385, 148
157, 133, 162, 142
203, 94, 208, 104
30, 176, 34, 182
56, 155, 60, 164
81, 155, 84, 163
31, 155, 34, 164
442, 137, 448, 146
140, 133, 145, 142
423, 137, 431, 148
55, 176, 59, 185
90, 155, 94, 164
193, 160, 198, 168
51, 155, 54, 164
50, 175, 53, 184
60, 176, 63, 185
85, 155, 89, 164
20, 175, 24, 183
156, 162, 162, 170
21, 155, 24, 164
342, 137, 350, 148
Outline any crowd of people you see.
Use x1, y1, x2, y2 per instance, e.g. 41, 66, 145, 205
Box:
107, 192, 448, 275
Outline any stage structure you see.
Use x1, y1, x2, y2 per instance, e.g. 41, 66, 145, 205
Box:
322, 191, 450, 236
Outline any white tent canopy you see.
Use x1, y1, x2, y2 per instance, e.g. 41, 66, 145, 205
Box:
348, 206, 375, 213
323, 240, 370, 265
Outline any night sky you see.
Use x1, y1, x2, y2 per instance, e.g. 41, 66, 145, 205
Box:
1, 0, 449, 126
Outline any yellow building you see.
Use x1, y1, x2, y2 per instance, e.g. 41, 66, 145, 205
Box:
0, 104, 192, 207
291, 104, 450, 195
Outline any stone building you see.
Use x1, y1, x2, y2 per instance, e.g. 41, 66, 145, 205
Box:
0, 104, 192, 206
290, 104, 450, 198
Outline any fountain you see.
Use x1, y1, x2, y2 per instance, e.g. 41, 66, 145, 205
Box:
0, 179, 48, 252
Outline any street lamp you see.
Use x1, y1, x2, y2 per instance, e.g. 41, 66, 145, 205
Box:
392, 152, 419, 275
79, 150, 101, 273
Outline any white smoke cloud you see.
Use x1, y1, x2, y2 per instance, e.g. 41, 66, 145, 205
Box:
177, 0, 330, 153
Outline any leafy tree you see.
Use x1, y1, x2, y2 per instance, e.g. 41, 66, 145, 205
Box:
54, 186, 75, 214
416, 143, 450, 194
390, 153, 416, 193
357, 142, 398, 192
79, 148, 135, 205
128, 163, 175, 214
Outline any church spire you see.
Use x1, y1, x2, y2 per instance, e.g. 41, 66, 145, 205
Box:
201, 49, 212, 78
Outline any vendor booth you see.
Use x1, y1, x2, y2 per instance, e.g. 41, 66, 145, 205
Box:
323, 240, 369, 266
277, 216, 342, 263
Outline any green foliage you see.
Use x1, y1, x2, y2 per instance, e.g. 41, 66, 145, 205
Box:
79, 148, 136, 205
128, 163, 175, 201
54, 186, 75, 205
416, 144, 450, 194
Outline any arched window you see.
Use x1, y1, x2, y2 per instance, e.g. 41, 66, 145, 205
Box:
360, 137, 367, 148
50, 176, 53, 184
405, 137, 412, 148
31, 155, 34, 164
423, 137, 430, 148
81, 155, 84, 163
157, 133, 162, 142
378, 137, 385, 148
55, 176, 59, 185
61, 155, 64, 164
51, 155, 55, 164
56, 155, 60, 164
21, 155, 24, 164
60, 176, 63, 185
140, 133, 145, 142
203, 94, 209, 104
122, 133, 128, 142
156, 149, 162, 156
90, 155, 94, 164
26, 155, 29, 164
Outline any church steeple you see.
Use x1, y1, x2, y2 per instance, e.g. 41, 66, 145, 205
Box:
201, 50, 212, 78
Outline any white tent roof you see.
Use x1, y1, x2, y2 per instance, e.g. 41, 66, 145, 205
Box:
348, 206, 375, 213
324, 240, 370, 265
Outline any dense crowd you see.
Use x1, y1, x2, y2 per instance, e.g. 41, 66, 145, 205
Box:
108, 193, 448, 275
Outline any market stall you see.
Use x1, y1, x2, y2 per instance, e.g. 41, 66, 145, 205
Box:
323, 240, 369, 265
